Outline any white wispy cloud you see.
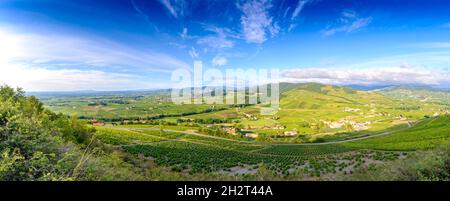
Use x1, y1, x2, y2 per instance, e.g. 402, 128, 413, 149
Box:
0, 28, 189, 72
291, 0, 311, 20
0, 27, 189, 91
197, 35, 234, 49
322, 10, 372, 36
283, 6, 291, 19
0, 64, 161, 91
340, 10, 357, 20
212, 55, 228, 66
237, 0, 279, 44
158, 0, 186, 18
188, 47, 200, 59
287, 0, 314, 32
197, 26, 236, 49
288, 24, 297, 32
180, 27, 189, 39
280, 51, 450, 88
346, 51, 450, 69
131, 0, 157, 30
131, 0, 149, 21
159, 0, 177, 18
282, 65, 450, 87
281, 51, 450, 88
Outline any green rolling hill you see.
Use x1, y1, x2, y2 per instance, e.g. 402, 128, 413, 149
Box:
376, 86, 450, 103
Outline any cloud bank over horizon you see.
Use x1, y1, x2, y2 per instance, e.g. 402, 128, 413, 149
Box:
282, 65, 450, 88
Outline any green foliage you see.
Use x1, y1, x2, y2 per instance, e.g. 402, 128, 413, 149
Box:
94, 127, 164, 145
0, 85, 197, 181
344, 116, 450, 150
349, 143, 450, 181
67, 113, 450, 178
0, 85, 75, 180
258, 144, 352, 156
4, 83, 450, 181
182, 134, 263, 151
42, 93, 231, 121
379, 87, 450, 105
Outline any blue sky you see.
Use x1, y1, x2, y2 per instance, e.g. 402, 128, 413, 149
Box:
0, 0, 450, 91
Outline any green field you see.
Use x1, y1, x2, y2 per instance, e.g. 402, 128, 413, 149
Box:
343, 116, 450, 150
42, 94, 231, 120
89, 115, 449, 177
94, 127, 186, 145
37, 83, 450, 178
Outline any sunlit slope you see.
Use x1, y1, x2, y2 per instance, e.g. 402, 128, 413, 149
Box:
378, 87, 450, 102
43, 95, 231, 120
169, 83, 444, 139
343, 115, 450, 150
94, 115, 449, 176
280, 83, 396, 110
377, 87, 450, 112
251, 83, 408, 136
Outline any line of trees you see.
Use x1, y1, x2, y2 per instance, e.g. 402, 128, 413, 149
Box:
176, 118, 239, 124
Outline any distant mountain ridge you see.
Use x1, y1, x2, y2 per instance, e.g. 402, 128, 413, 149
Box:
28, 82, 450, 101
375, 86, 450, 104
27, 89, 170, 98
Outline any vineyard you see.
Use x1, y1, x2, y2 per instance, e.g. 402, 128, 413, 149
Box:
91, 116, 449, 176
181, 134, 264, 152
257, 144, 354, 156
343, 116, 450, 150
94, 127, 184, 145
124, 141, 265, 173
42, 83, 450, 178
122, 141, 404, 176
